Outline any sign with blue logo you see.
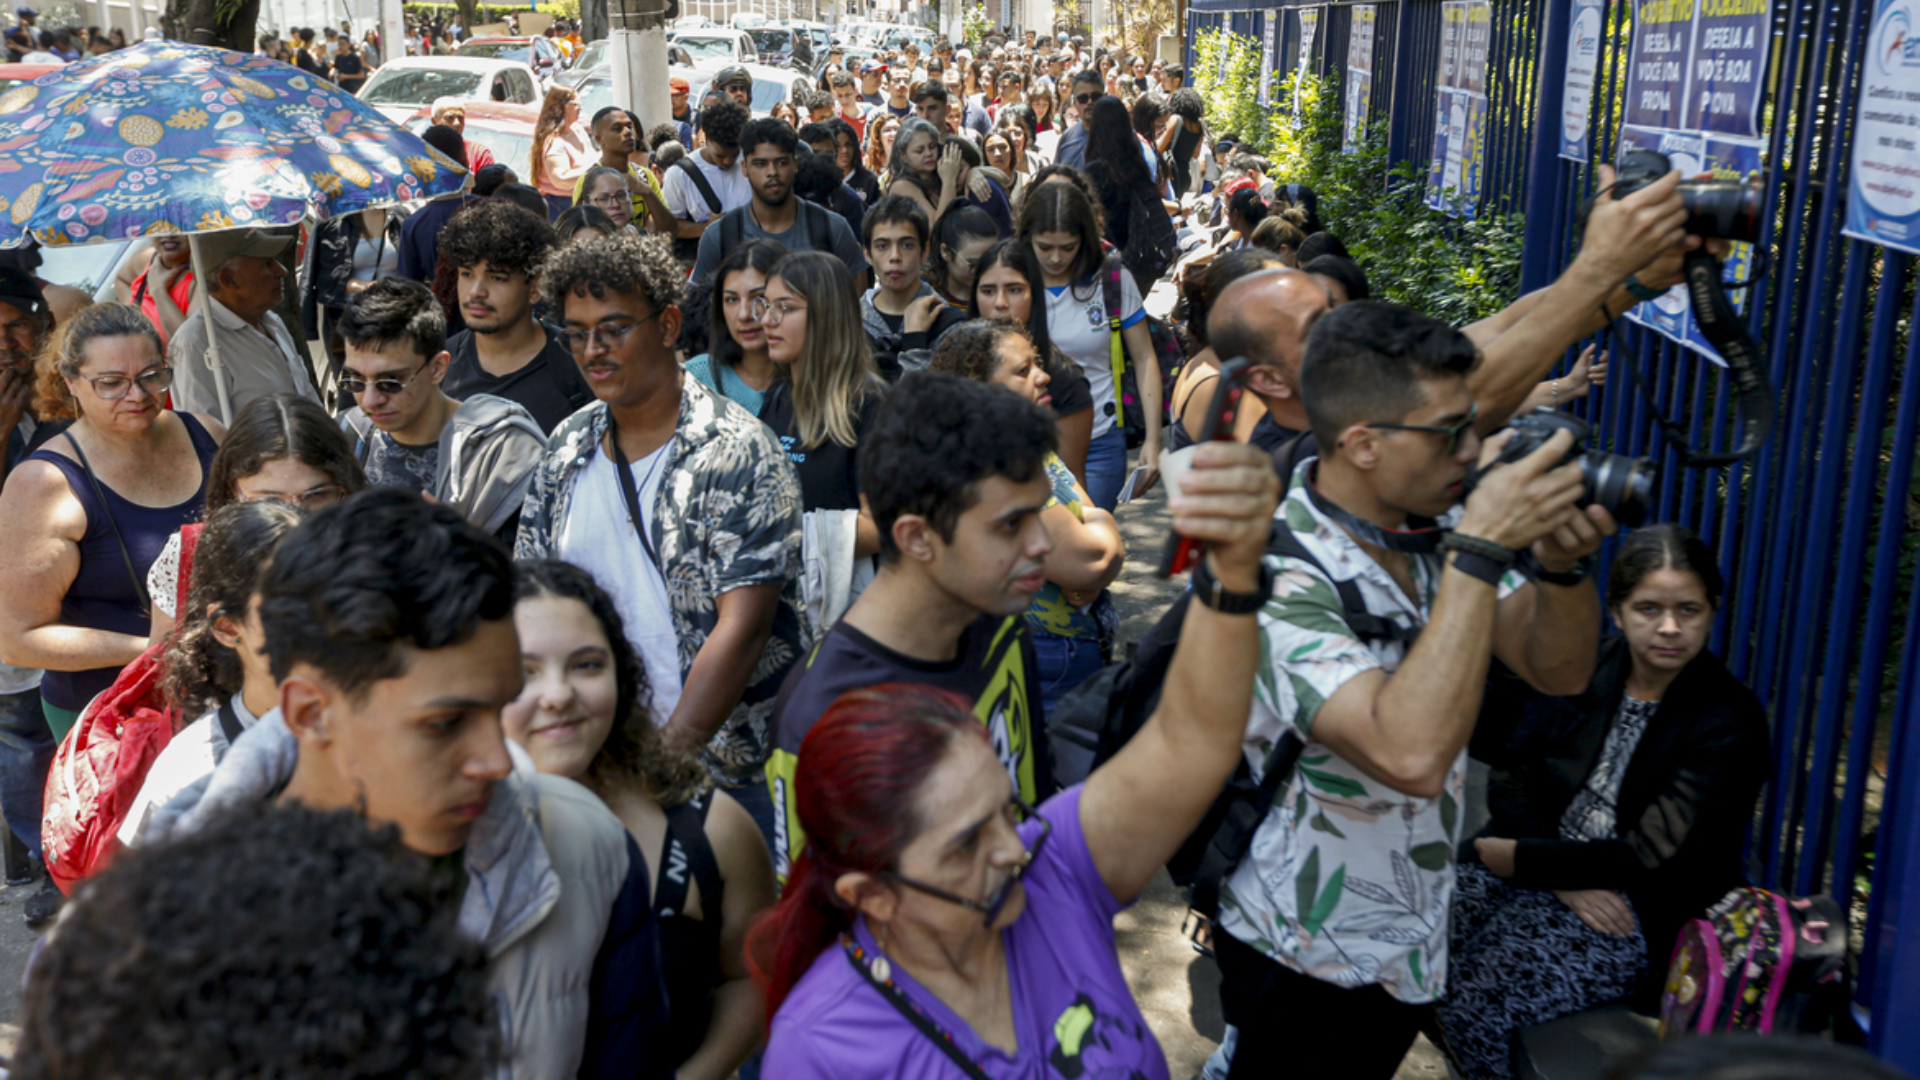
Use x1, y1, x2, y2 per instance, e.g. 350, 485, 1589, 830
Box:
1560, 0, 1605, 161
1426, 0, 1492, 216
1845, 0, 1920, 255
1343, 4, 1376, 153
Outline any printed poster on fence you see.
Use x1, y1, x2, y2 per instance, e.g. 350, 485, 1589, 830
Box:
1426, 0, 1491, 216
1294, 6, 1320, 128
1619, 0, 1770, 364
1344, 4, 1376, 152
1845, 0, 1920, 255
1259, 13, 1278, 106
1560, 0, 1604, 161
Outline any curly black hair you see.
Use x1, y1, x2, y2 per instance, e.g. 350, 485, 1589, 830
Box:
435, 197, 559, 279
646, 121, 679, 152
1168, 87, 1205, 121
12, 804, 496, 1080
858, 371, 1057, 562
699, 99, 749, 150
539, 230, 684, 318
929, 318, 1030, 384
256, 489, 515, 700
161, 500, 303, 721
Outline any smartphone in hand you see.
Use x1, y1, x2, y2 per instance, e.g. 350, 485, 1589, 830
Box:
1156, 358, 1252, 578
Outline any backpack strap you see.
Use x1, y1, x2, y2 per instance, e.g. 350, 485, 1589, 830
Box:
718, 205, 745, 256
1188, 726, 1304, 917
804, 198, 831, 251
1273, 429, 1319, 494
173, 523, 203, 623
216, 697, 245, 747
674, 156, 724, 217
655, 794, 724, 919
1100, 255, 1128, 432
1267, 522, 1420, 648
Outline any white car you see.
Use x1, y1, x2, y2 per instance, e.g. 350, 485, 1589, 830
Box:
578, 60, 805, 121
729, 12, 766, 29
669, 29, 755, 74
356, 55, 543, 126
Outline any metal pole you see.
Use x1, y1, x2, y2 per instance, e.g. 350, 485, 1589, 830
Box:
609, 0, 669, 128
186, 235, 233, 427
1516, 0, 1570, 293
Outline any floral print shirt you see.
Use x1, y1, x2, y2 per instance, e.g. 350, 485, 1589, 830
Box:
515, 375, 808, 787
1217, 463, 1523, 1004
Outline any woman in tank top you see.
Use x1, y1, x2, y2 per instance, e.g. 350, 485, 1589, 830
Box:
0, 303, 225, 740
504, 559, 776, 1079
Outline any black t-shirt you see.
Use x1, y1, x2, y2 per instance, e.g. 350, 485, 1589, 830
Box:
441, 323, 595, 435
1046, 348, 1092, 419
757, 379, 883, 512
1169, 121, 1202, 197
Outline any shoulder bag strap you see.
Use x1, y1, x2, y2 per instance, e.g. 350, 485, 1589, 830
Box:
804, 198, 831, 251
605, 417, 661, 570
1267, 522, 1419, 648
675, 156, 724, 216
1101, 258, 1128, 431
62, 432, 151, 618
216, 697, 245, 746
840, 937, 995, 1080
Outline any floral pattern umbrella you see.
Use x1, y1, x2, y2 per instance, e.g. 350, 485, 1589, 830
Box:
0, 40, 467, 248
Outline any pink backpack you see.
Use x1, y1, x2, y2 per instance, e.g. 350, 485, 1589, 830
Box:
1660, 886, 1848, 1037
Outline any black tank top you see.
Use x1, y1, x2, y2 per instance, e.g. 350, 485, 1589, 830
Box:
654, 793, 724, 1068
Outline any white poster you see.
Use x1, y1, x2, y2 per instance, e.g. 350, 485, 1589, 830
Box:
1343, 4, 1376, 152
1259, 15, 1278, 106
1560, 0, 1604, 161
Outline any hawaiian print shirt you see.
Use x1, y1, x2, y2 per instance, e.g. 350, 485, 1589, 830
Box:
515, 375, 808, 787
1217, 462, 1523, 1004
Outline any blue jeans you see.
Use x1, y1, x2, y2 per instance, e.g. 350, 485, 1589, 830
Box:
722, 776, 779, 859
1030, 628, 1107, 721
1085, 426, 1128, 512
0, 689, 52, 860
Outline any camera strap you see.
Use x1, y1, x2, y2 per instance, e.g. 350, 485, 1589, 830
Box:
1303, 471, 1447, 555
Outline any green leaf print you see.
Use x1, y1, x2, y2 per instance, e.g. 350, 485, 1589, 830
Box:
1302, 864, 1346, 936
1286, 639, 1324, 661
1284, 499, 1319, 534
1410, 841, 1452, 872
1296, 846, 1320, 924
1294, 789, 1309, 820
1310, 812, 1346, 838
1273, 578, 1358, 641
1301, 753, 1331, 766
1285, 672, 1327, 734
1440, 790, 1458, 838
1299, 765, 1368, 799
1410, 947, 1426, 991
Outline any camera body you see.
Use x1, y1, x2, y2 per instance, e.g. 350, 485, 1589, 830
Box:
1475, 410, 1658, 526
1613, 148, 1764, 243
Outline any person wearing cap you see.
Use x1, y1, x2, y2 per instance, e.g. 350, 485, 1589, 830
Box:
712, 65, 751, 109
670, 75, 696, 147
859, 60, 886, 108
167, 229, 319, 423
14, 6, 33, 29
431, 98, 497, 171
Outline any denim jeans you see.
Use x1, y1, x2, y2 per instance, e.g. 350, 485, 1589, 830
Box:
1030, 627, 1107, 721
0, 689, 53, 860
1084, 426, 1129, 512
722, 776, 779, 860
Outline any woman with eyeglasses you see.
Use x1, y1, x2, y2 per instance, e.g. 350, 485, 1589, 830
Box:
755, 252, 887, 625
686, 239, 787, 416
0, 303, 225, 743
144, 393, 366, 641
576, 166, 640, 233
748, 430, 1280, 1080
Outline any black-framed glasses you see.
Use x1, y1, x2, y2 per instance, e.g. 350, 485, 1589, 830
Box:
557, 309, 662, 354
78, 364, 173, 401
885, 796, 1049, 928
1365, 401, 1480, 455
342, 358, 431, 397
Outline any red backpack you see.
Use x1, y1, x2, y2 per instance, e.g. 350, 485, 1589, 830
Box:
41, 525, 201, 895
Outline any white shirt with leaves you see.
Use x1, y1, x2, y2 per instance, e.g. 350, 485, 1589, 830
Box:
1217, 465, 1523, 1004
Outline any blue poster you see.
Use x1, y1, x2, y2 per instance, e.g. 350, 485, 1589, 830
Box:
1426, 1, 1490, 216
1343, 4, 1376, 153
1685, 0, 1770, 137
1560, 0, 1604, 161
1845, 0, 1920, 255
1623, 0, 1694, 131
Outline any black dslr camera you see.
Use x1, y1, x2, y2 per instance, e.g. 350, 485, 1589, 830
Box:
1474, 410, 1657, 526
1611, 148, 1765, 243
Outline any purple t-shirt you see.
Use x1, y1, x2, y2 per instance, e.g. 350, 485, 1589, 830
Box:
764, 785, 1168, 1080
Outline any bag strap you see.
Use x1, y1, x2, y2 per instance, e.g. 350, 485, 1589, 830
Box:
675, 156, 724, 216
654, 794, 724, 918
174, 523, 203, 620
216, 696, 245, 747
718, 206, 745, 256
605, 417, 663, 570
62, 432, 151, 618
1188, 727, 1305, 917
1268, 521, 1419, 648
841, 936, 995, 1080
804, 198, 831, 251
1101, 256, 1129, 431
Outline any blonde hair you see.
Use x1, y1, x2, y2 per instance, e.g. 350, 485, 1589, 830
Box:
33, 301, 150, 422
767, 252, 882, 451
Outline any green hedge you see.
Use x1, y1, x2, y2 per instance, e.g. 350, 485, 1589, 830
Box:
1192, 28, 1523, 325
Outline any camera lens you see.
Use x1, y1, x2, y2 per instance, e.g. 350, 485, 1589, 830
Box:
1583, 453, 1658, 526
1680, 179, 1763, 243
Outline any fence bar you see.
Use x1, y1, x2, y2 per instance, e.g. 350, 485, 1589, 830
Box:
1517, 0, 1569, 293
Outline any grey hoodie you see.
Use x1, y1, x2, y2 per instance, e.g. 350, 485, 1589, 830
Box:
343, 393, 545, 539
860, 280, 967, 379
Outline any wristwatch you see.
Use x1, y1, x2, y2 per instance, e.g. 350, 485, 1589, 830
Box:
1192, 555, 1274, 615
1624, 274, 1666, 303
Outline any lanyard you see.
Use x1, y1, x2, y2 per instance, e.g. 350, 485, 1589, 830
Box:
840, 935, 994, 1080
606, 417, 665, 570
1302, 467, 1447, 555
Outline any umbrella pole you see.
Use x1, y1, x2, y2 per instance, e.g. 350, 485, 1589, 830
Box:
187, 234, 232, 427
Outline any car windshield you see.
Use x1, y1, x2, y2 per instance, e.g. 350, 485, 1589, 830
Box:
357, 66, 486, 104
578, 75, 613, 116
37, 241, 128, 297
457, 41, 530, 62
748, 28, 791, 53
574, 40, 605, 68
678, 36, 735, 60
752, 77, 794, 113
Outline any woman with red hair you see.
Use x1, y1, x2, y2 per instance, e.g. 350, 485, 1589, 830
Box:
748, 439, 1281, 1079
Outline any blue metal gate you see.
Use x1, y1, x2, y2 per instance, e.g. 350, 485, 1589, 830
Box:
1188, 0, 1920, 1063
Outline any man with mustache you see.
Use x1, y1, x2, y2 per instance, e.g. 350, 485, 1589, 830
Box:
688, 119, 868, 289
765, 372, 1056, 883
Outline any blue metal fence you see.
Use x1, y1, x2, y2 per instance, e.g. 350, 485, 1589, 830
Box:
1191, 0, 1920, 1063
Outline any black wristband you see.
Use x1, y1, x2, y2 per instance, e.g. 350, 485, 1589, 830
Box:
1624, 274, 1666, 303
1193, 555, 1274, 615
1534, 565, 1589, 587
1440, 532, 1518, 566
1448, 550, 1507, 587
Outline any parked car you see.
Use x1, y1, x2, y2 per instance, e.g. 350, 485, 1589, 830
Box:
356, 55, 542, 125
0, 62, 59, 91
744, 24, 812, 68
400, 99, 540, 177
576, 60, 804, 120
558, 38, 607, 83
729, 12, 766, 29
669, 28, 755, 74
673, 14, 713, 29
456, 35, 565, 80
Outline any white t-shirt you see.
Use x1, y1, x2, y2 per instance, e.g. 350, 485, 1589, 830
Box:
1045, 270, 1144, 439
351, 233, 398, 281
556, 443, 685, 723
118, 696, 264, 847
660, 149, 751, 225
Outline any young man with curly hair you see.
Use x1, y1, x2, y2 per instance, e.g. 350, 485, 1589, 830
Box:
436, 199, 595, 434
764, 372, 1056, 882
516, 231, 805, 851
140, 491, 673, 1080
15, 804, 498, 1080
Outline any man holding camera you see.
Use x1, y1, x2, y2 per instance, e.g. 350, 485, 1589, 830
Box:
1211, 299, 1617, 1079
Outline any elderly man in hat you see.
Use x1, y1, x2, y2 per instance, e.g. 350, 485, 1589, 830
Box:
167, 228, 319, 422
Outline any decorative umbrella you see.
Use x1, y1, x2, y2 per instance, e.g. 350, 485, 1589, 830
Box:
0, 39, 467, 247
0, 41, 471, 424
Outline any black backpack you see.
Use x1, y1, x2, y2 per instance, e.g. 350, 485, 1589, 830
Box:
713, 198, 832, 259
1047, 519, 1416, 917
672, 156, 724, 264
1123, 176, 1179, 293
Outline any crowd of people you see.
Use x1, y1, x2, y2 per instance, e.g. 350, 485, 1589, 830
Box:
4, 8, 130, 62
0, 14, 1887, 1080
